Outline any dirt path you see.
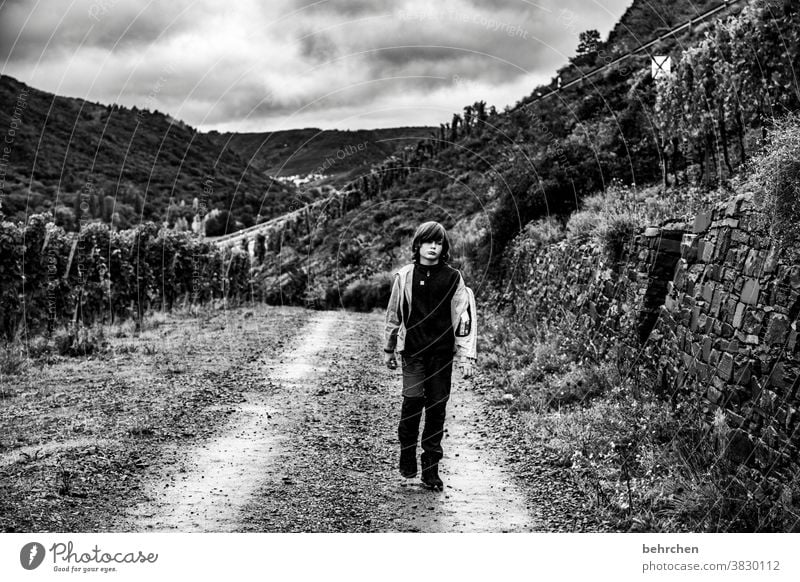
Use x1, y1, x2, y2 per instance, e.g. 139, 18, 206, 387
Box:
124, 312, 338, 531
422, 386, 532, 532
1, 305, 591, 533
122, 309, 557, 532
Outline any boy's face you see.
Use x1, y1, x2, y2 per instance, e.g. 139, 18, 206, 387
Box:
419, 239, 443, 262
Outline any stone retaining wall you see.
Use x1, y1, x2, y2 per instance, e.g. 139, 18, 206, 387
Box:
652, 194, 800, 495
509, 193, 800, 495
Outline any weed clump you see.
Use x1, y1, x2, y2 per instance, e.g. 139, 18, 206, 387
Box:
54, 324, 107, 357
0, 344, 27, 375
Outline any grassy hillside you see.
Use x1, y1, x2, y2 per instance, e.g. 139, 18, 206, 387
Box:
248, 0, 800, 308
209, 126, 436, 186
0, 75, 297, 233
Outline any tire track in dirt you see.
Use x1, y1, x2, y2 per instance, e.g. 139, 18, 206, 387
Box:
124, 311, 338, 532
123, 308, 577, 532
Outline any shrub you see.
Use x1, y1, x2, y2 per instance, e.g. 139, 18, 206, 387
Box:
521, 216, 565, 245
595, 211, 641, 265
565, 209, 600, 242
25, 336, 53, 359
535, 362, 613, 410
302, 275, 341, 310
748, 113, 800, 260
340, 273, 392, 312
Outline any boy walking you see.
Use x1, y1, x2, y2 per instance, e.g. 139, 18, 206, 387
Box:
383, 221, 477, 490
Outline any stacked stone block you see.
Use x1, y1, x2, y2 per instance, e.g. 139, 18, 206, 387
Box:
506, 232, 652, 359
653, 194, 800, 493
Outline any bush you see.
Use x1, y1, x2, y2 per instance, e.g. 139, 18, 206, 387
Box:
340, 273, 392, 312
595, 211, 640, 266
565, 209, 600, 242
748, 114, 800, 260
534, 362, 613, 410
521, 217, 565, 245
302, 275, 341, 310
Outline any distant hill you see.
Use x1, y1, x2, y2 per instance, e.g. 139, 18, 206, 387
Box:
0, 75, 297, 233
208, 127, 436, 187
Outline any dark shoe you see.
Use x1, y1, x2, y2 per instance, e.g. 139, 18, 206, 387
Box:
420, 456, 443, 490
399, 447, 417, 478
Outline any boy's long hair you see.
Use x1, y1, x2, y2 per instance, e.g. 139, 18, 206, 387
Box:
411, 221, 451, 264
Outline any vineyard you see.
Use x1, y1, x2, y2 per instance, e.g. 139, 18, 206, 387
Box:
0, 215, 252, 342
654, 0, 800, 185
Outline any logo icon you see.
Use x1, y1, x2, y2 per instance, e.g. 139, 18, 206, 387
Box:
20, 542, 46, 570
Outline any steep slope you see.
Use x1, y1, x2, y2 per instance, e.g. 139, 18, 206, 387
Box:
0, 75, 297, 232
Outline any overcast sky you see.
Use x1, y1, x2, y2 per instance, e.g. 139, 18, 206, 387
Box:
0, 0, 632, 131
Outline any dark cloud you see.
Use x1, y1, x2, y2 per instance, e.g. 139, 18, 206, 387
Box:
0, 0, 631, 131
366, 46, 468, 67
298, 29, 341, 62
289, 0, 392, 17
0, 0, 196, 62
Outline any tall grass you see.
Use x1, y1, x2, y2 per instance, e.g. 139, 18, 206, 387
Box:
480, 307, 800, 532
748, 114, 800, 260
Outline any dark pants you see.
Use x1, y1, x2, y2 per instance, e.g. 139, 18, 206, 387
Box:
398, 351, 453, 465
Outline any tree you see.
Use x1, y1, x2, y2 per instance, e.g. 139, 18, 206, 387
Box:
576, 29, 601, 58
103, 196, 115, 223
73, 193, 83, 223
255, 233, 267, 265
205, 209, 233, 236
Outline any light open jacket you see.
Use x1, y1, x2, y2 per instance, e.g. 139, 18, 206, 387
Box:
384, 263, 477, 360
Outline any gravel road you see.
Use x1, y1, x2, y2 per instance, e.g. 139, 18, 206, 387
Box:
122, 308, 593, 532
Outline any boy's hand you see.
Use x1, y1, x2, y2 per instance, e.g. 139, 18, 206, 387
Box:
384, 351, 397, 370
458, 357, 474, 378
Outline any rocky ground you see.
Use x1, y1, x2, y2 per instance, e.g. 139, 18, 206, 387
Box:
0, 305, 611, 532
